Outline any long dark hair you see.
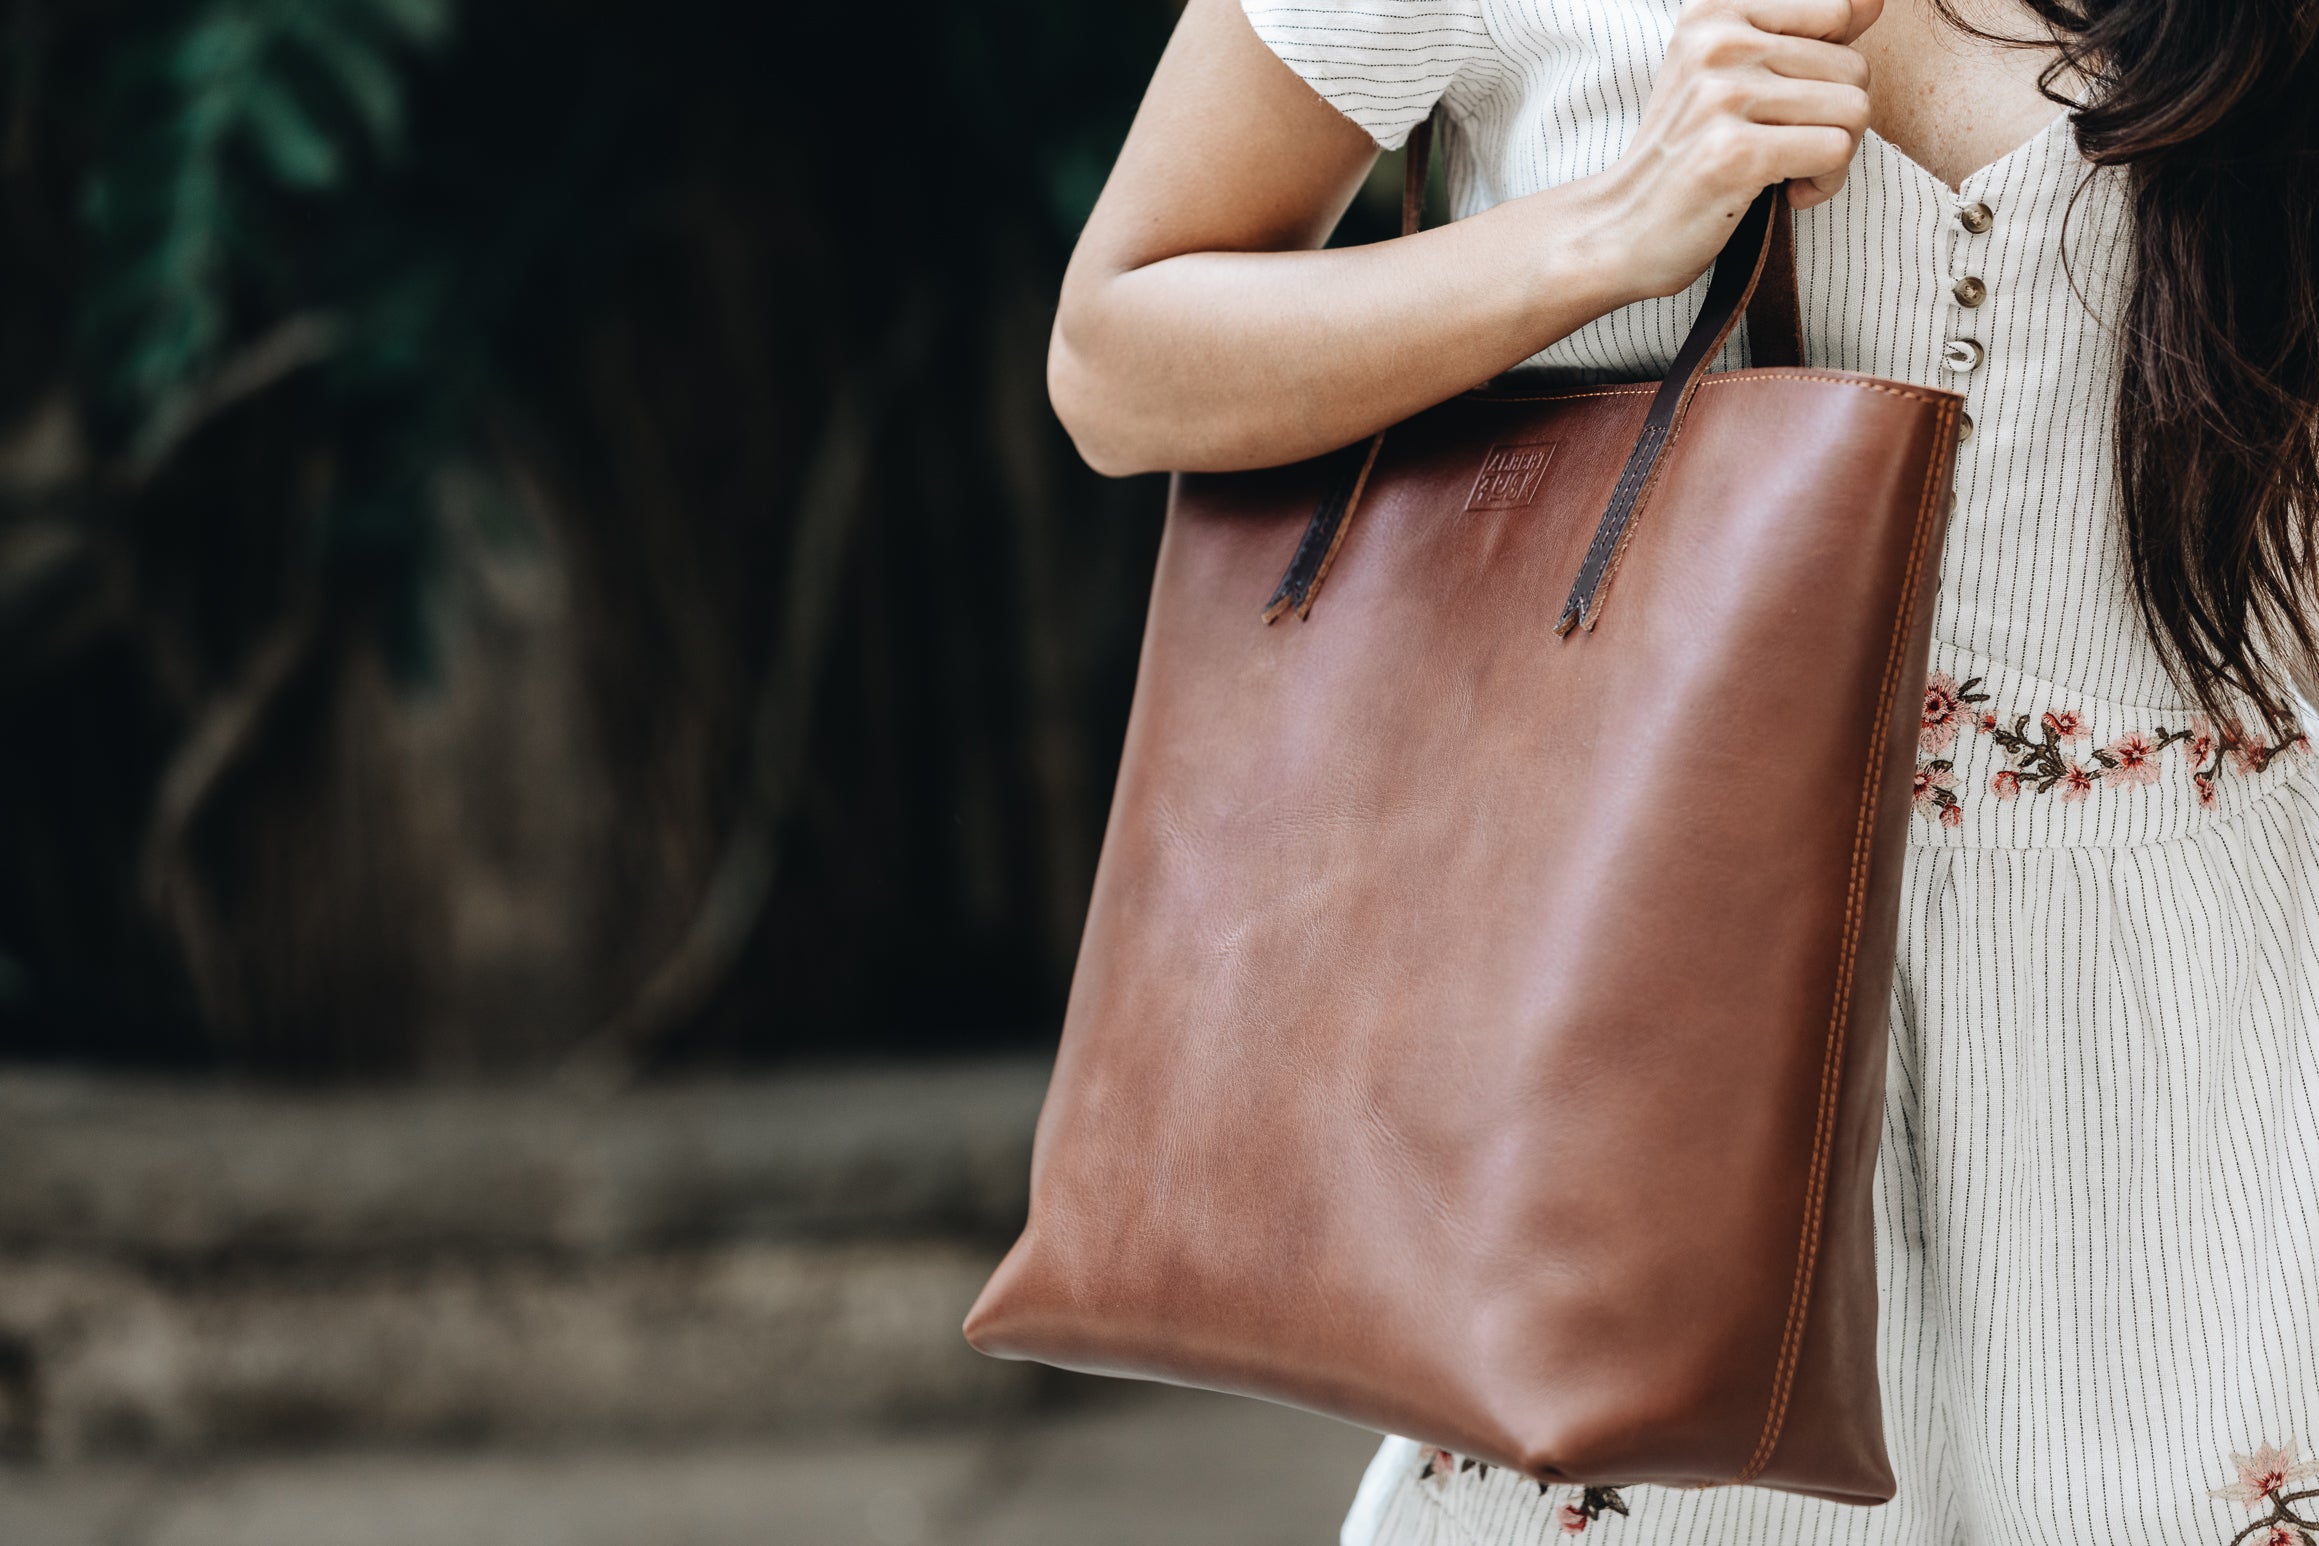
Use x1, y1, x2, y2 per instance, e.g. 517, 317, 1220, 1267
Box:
1947, 0, 2319, 731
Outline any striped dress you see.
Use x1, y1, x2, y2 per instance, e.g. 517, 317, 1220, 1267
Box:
1236, 3, 2319, 1543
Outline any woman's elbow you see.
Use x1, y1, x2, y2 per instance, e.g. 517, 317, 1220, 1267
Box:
1047, 309, 1165, 480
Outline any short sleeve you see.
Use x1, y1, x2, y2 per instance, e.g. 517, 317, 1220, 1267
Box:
1241, 0, 1493, 151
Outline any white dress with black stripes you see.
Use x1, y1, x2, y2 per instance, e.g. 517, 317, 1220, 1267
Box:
1239, 3, 2319, 1543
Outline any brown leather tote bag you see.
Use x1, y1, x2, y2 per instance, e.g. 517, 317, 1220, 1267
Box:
966, 132, 1961, 1505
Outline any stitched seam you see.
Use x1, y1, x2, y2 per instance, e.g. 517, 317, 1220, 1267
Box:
1462, 385, 1657, 404
1735, 400, 1956, 1484
1739, 407, 1949, 1478
1471, 375, 1953, 408
1297, 431, 1387, 618
1698, 373, 1952, 404
1570, 420, 1667, 601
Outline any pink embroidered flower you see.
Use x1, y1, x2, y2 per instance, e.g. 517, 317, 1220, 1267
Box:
1912, 761, 1957, 818
1975, 710, 2000, 734
2184, 714, 2218, 769
1557, 1500, 1590, 1534
2210, 1442, 2319, 1509
2258, 1525, 2300, 1546
2218, 718, 2260, 773
2294, 734, 2312, 756
2102, 731, 2163, 787
1939, 803, 1963, 829
2058, 762, 2098, 801
2042, 709, 2088, 743
2195, 773, 2219, 808
1921, 672, 1966, 754
1991, 769, 2022, 800
1420, 1448, 1459, 1485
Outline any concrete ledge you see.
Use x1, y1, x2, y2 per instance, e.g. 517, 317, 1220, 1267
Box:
0, 1061, 1050, 1259
0, 1242, 1040, 1459
0, 1060, 1059, 1458
0, 1385, 1383, 1546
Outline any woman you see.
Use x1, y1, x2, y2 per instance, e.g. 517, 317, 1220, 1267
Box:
1051, 0, 2319, 1541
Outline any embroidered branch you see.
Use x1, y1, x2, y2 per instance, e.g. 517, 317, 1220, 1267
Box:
2211, 1441, 2319, 1546
1416, 1449, 1630, 1534
1913, 671, 2309, 824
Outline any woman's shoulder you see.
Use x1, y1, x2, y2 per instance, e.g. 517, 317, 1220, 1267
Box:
1240, 0, 1668, 153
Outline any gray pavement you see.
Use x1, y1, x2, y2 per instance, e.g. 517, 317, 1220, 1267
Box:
0, 1384, 1383, 1546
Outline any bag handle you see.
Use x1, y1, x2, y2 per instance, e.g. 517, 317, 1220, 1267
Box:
1556, 181, 1801, 632
1258, 121, 1440, 623
1263, 113, 1804, 626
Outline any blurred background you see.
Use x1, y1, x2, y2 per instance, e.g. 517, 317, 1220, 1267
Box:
0, 0, 1416, 1539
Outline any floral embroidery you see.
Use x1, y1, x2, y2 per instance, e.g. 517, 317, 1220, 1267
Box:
2209, 1441, 2319, 1545
1912, 760, 1963, 827
1913, 671, 2306, 824
1921, 673, 1970, 754
1557, 1486, 1632, 1533
1409, 1450, 1629, 1532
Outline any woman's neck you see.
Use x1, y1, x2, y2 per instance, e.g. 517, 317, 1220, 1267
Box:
1859, 0, 2073, 189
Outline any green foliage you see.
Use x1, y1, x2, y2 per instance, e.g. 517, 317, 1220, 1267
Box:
80, 0, 452, 445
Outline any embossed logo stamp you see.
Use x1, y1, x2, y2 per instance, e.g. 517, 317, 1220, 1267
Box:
1465, 440, 1558, 511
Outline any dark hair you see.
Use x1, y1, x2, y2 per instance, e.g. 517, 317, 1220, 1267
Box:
1944, 0, 2319, 731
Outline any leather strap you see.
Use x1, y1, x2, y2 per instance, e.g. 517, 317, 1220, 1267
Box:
1266, 118, 1435, 623
1266, 116, 1806, 628
1748, 189, 1805, 369
1400, 115, 1433, 239
1555, 185, 1799, 635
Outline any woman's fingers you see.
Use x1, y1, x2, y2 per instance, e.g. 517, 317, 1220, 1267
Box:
1787, 173, 1849, 212
1722, 0, 1854, 42
1602, 0, 1877, 295
1741, 123, 1863, 184
1832, 0, 1885, 45
1758, 33, 1872, 88
1727, 0, 1883, 44
1744, 77, 1872, 133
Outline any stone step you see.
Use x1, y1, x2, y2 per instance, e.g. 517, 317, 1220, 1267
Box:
0, 1061, 1050, 1259
0, 1384, 1384, 1546
0, 1241, 1039, 1460
0, 1060, 1060, 1458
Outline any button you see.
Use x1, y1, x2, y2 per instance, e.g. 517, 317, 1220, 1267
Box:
1953, 276, 1987, 308
1941, 338, 1985, 373
1957, 201, 1994, 234
1959, 411, 1975, 443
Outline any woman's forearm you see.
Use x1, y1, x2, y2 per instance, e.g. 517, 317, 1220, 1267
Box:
1058, 0, 1877, 480
1050, 174, 1649, 478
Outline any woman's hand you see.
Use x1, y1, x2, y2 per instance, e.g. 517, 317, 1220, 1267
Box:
1588, 0, 1883, 299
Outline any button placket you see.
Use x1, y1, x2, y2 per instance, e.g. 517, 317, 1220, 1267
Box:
1946, 193, 1994, 507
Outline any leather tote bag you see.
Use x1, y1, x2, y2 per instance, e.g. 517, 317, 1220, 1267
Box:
966, 126, 1961, 1505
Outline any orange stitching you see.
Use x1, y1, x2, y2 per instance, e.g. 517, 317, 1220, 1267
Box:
1734, 401, 1957, 1485
1468, 373, 1953, 409
1457, 385, 1656, 404
1699, 372, 1953, 405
